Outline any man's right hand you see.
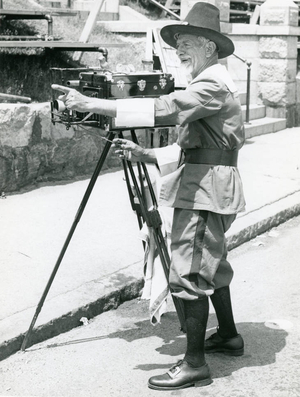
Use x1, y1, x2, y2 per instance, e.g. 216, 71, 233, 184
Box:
51, 84, 92, 113
112, 138, 157, 164
112, 139, 144, 162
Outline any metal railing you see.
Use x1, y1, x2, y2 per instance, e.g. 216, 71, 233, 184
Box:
233, 53, 252, 124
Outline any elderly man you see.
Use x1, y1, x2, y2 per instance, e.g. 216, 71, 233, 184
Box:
52, 2, 246, 391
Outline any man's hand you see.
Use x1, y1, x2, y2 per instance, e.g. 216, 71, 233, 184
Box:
112, 138, 144, 162
51, 84, 117, 117
112, 138, 157, 164
51, 84, 93, 113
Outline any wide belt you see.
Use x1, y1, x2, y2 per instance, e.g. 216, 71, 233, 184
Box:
183, 148, 238, 167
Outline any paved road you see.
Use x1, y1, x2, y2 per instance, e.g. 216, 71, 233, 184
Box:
2, 127, 300, 361
1, 216, 300, 397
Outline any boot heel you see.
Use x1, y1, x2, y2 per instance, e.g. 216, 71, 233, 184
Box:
195, 377, 213, 387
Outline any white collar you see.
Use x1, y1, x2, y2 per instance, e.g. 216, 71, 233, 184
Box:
190, 64, 237, 93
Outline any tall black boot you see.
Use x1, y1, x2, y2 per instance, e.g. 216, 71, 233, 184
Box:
148, 296, 213, 390
209, 286, 237, 338
183, 297, 209, 368
205, 286, 244, 356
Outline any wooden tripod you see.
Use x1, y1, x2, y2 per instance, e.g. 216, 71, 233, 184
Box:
21, 128, 185, 351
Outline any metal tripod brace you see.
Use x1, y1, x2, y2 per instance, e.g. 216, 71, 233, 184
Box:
21, 128, 185, 351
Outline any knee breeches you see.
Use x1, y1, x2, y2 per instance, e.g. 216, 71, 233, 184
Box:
169, 209, 236, 300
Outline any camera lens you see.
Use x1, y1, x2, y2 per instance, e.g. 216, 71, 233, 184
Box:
53, 100, 66, 112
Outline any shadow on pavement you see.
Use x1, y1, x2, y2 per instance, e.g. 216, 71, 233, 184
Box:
25, 313, 288, 379
206, 321, 288, 379
104, 315, 288, 376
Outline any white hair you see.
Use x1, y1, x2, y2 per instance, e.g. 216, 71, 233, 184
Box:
174, 34, 217, 51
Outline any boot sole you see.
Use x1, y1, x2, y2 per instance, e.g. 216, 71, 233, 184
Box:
148, 377, 213, 390
205, 347, 244, 356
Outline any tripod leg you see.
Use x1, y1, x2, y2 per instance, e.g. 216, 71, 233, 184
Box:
118, 131, 144, 230
124, 157, 185, 330
21, 131, 116, 351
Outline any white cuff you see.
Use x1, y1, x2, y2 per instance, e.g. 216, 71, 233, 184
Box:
115, 98, 155, 128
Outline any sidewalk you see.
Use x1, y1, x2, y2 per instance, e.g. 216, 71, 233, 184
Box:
1, 127, 300, 361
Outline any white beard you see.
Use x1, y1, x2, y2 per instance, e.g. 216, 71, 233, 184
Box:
180, 63, 192, 83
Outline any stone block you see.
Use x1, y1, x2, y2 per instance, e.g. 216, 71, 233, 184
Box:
257, 82, 296, 107
258, 59, 296, 83
260, 0, 299, 27
259, 36, 298, 59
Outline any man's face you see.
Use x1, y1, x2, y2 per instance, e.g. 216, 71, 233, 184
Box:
176, 34, 208, 79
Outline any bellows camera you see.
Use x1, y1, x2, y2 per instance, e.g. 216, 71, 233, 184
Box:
50, 67, 175, 130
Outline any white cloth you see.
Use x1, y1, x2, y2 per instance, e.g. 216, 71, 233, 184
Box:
138, 164, 174, 325
139, 220, 169, 325
115, 98, 155, 128
154, 142, 181, 177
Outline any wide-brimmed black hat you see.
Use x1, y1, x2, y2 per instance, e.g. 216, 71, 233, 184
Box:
160, 2, 234, 59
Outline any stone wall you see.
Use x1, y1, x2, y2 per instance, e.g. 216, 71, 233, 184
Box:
0, 103, 121, 193
0, 102, 174, 193
258, 0, 299, 127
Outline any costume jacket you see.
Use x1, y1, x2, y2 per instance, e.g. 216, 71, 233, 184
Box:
153, 64, 246, 215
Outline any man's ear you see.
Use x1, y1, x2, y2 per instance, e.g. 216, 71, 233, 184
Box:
206, 41, 217, 58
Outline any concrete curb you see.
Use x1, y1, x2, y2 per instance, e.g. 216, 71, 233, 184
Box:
0, 279, 144, 362
1, 190, 300, 362
227, 191, 300, 249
